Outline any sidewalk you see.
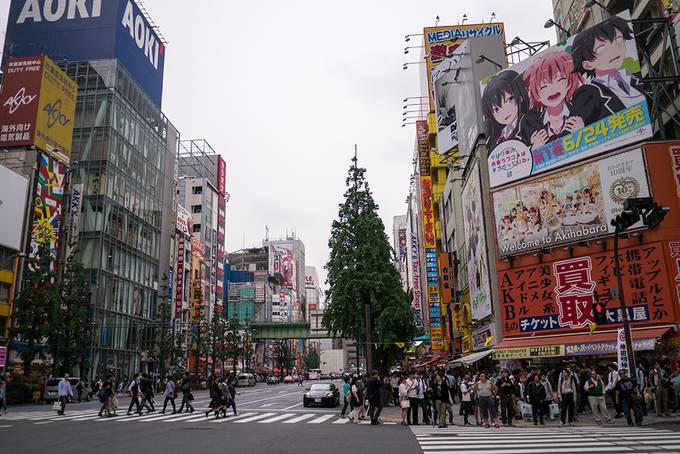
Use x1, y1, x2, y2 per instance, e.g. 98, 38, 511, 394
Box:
377, 401, 680, 427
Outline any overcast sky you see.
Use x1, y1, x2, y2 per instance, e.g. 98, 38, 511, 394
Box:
0, 0, 556, 288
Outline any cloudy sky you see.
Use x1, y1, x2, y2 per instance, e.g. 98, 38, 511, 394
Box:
0, 0, 555, 287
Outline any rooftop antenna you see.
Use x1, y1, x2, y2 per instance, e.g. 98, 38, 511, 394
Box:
435, 15, 440, 26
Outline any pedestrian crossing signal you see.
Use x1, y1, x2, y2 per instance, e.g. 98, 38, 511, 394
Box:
592, 301, 606, 325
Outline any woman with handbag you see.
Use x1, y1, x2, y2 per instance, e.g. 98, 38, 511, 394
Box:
398, 376, 409, 426
178, 373, 194, 413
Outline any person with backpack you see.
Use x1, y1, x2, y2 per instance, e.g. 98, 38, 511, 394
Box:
178, 373, 194, 413
97, 380, 113, 417
127, 374, 142, 415
558, 367, 577, 426
161, 376, 177, 414
650, 361, 671, 416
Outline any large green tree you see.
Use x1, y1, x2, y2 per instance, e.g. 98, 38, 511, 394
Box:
303, 345, 320, 370
150, 274, 183, 380
11, 242, 59, 376
224, 317, 242, 373
323, 154, 417, 374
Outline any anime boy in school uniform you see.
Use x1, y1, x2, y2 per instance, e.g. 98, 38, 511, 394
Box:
570, 15, 648, 124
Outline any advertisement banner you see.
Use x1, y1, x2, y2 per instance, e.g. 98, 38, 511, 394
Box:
34, 55, 77, 162
426, 248, 443, 350
398, 229, 407, 261
65, 183, 83, 257
493, 345, 565, 360
176, 204, 190, 236
472, 323, 495, 351
617, 328, 629, 371
30, 152, 65, 265
191, 238, 204, 260
167, 267, 174, 307
493, 148, 650, 256
438, 252, 453, 306
217, 156, 226, 197
417, 120, 431, 177
499, 242, 676, 337
5, 0, 166, 107
670, 145, 680, 198
566, 337, 656, 356
0, 56, 42, 149
0, 345, 6, 368
432, 55, 461, 154
0, 164, 29, 250
175, 235, 185, 319
424, 22, 506, 110
462, 161, 492, 320
210, 229, 217, 315
420, 176, 436, 248
410, 233, 424, 328
482, 11, 652, 189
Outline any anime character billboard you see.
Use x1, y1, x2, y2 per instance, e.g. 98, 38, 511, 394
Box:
481, 11, 652, 189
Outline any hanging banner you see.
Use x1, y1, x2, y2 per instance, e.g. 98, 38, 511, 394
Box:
30, 152, 65, 268
426, 248, 443, 350
175, 236, 185, 320
410, 233, 424, 328
65, 183, 83, 257
670, 145, 680, 198
617, 328, 629, 371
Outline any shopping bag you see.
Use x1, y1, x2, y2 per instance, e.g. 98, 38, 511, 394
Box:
550, 403, 560, 419
52, 401, 61, 411
521, 402, 533, 420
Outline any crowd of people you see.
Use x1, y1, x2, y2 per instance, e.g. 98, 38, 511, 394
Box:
336, 359, 680, 429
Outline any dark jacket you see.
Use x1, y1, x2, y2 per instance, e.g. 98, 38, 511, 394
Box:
366, 377, 381, 402
525, 381, 546, 404
571, 75, 648, 125
497, 377, 515, 398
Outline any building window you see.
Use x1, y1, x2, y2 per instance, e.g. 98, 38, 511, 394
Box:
192, 205, 202, 214
193, 223, 201, 233
192, 186, 202, 195
0, 283, 9, 305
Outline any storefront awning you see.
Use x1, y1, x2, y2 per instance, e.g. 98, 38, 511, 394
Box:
448, 349, 494, 367
494, 326, 674, 358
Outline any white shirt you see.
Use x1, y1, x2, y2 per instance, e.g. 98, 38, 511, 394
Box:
398, 383, 407, 398
606, 370, 619, 392
593, 70, 645, 108
406, 379, 417, 398
542, 102, 570, 137
460, 382, 471, 402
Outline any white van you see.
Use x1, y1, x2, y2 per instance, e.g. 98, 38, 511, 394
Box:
236, 373, 256, 387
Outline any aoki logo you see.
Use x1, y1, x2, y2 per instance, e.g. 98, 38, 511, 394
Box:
4, 87, 37, 114
43, 99, 71, 128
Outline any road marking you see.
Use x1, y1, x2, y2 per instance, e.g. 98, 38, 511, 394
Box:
162, 413, 210, 422
208, 412, 257, 424
34, 421, 54, 425
69, 415, 103, 421
239, 391, 301, 406
282, 413, 316, 424
260, 402, 277, 407
333, 418, 349, 424
281, 403, 302, 410
139, 412, 196, 422
307, 414, 334, 424
258, 413, 295, 423
0, 425, 13, 428
233, 412, 276, 423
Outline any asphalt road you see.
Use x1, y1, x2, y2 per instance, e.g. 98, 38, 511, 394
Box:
0, 380, 420, 454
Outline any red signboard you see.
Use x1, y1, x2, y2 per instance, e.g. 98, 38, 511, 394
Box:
217, 156, 226, 197
175, 236, 185, 319
499, 242, 676, 337
0, 56, 42, 148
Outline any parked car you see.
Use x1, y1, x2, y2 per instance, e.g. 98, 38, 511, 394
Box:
266, 375, 279, 385
236, 373, 256, 387
283, 375, 295, 384
303, 383, 340, 407
44, 377, 89, 403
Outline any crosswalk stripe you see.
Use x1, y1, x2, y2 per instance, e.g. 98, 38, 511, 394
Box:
139, 412, 196, 422
282, 413, 316, 424
258, 413, 295, 423
333, 417, 349, 424
307, 414, 334, 424
234, 413, 276, 423
208, 412, 257, 424
70, 415, 103, 421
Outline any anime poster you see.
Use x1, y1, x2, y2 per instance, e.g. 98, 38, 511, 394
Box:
432, 54, 461, 154
277, 248, 295, 288
493, 148, 650, 256
462, 161, 492, 321
30, 152, 65, 266
481, 11, 652, 189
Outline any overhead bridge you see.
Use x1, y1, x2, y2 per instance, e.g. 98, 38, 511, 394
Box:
250, 322, 331, 339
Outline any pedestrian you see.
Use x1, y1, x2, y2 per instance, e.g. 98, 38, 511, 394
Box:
398, 376, 409, 426
416, 373, 430, 424
205, 376, 221, 418
650, 361, 671, 417
226, 377, 238, 416
540, 373, 553, 422
459, 375, 473, 426
473, 373, 499, 428
357, 374, 367, 421
525, 373, 546, 425
348, 377, 363, 424
497, 369, 516, 427
405, 372, 419, 425
637, 362, 648, 416
76, 379, 84, 403
584, 369, 611, 424
178, 373, 194, 413
97, 380, 113, 417
0, 378, 7, 415
390, 374, 399, 407
215, 377, 230, 419
57, 373, 73, 415
127, 374, 142, 415
297, 375, 304, 387
366, 370, 383, 425
139, 373, 155, 413
340, 375, 351, 418
434, 372, 451, 428
161, 376, 177, 414
616, 368, 644, 426
606, 364, 623, 418
558, 367, 577, 426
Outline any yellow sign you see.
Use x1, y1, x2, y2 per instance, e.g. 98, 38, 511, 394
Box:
493, 345, 565, 360
34, 56, 77, 164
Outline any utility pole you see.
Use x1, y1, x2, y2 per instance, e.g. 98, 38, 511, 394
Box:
613, 228, 636, 375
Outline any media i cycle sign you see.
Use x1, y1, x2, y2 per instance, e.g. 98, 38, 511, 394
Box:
5, 0, 166, 107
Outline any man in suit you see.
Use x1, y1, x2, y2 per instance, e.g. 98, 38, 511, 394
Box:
571, 15, 648, 124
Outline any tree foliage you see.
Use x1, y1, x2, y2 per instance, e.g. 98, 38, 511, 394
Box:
224, 317, 243, 373
323, 154, 417, 373
275, 340, 294, 379
303, 345, 320, 370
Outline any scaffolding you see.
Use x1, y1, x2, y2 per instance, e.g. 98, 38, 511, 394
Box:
178, 139, 218, 183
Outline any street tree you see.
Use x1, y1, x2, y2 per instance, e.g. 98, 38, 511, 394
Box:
210, 304, 227, 375
151, 274, 180, 380
11, 242, 58, 376
303, 345, 320, 370
323, 153, 417, 374
241, 320, 256, 371
275, 340, 294, 380
224, 317, 242, 373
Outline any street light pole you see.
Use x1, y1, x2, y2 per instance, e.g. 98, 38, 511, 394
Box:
613, 229, 636, 374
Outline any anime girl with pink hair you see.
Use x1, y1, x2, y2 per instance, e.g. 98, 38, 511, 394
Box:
520, 50, 585, 149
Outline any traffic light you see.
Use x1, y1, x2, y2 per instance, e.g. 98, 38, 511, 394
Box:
642, 202, 670, 229
610, 210, 640, 232
593, 301, 607, 325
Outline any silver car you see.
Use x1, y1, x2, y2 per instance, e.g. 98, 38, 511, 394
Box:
236, 373, 256, 387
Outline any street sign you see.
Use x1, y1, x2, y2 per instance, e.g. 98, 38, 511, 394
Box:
0, 346, 6, 368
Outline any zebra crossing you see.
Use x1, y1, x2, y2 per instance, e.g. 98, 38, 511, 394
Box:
411, 425, 680, 454
0, 409, 395, 427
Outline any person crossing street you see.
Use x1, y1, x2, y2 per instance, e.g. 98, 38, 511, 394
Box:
161, 376, 177, 414
57, 373, 73, 415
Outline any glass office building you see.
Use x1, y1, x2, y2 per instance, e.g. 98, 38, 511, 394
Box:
62, 60, 177, 379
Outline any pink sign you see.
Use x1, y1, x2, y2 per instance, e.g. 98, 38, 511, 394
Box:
0, 346, 6, 368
